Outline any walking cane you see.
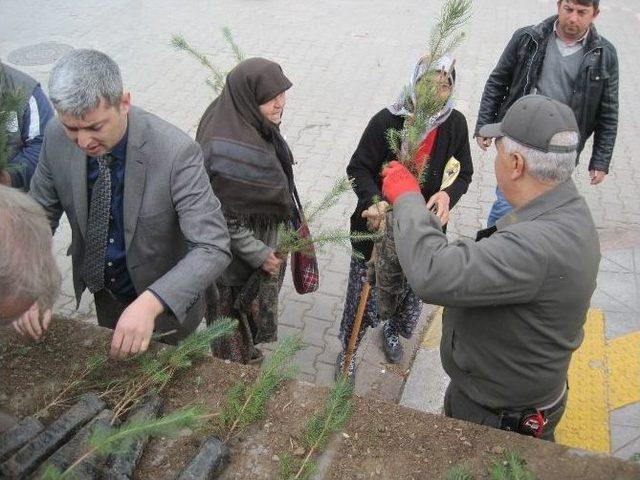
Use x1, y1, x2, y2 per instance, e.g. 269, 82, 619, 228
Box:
342, 245, 378, 377
341, 157, 460, 376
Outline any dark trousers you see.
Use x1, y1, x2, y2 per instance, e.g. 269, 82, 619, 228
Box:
93, 290, 181, 345
444, 382, 567, 442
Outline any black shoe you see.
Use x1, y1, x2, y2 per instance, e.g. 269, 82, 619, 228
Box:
398, 324, 414, 339
381, 322, 403, 363
334, 351, 356, 384
247, 347, 264, 365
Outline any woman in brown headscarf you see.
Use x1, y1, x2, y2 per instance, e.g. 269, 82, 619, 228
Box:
196, 58, 299, 364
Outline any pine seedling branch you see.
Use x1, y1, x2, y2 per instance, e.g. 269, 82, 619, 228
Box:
278, 375, 354, 480
277, 176, 378, 259
429, 0, 473, 64
171, 27, 246, 94
218, 335, 305, 442
106, 318, 238, 420
222, 26, 245, 63
385, 0, 472, 180
36, 354, 108, 417
40, 406, 207, 480
490, 451, 536, 480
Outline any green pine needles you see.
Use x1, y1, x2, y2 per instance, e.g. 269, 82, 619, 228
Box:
171, 27, 245, 94
218, 335, 305, 442
276, 176, 378, 260
445, 464, 475, 480
490, 451, 536, 480
444, 451, 537, 480
0, 88, 25, 173
429, 0, 473, 63
386, 0, 472, 181
278, 375, 354, 479
37, 354, 108, 417
41, 406, 207, 480
106, 318, 238, 420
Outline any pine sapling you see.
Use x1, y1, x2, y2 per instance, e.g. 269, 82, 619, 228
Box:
385, 0, 472, 181
171, 27, 245, 94
278, 375, 354, 479
445, 464, 476, 480
40, 406, 208, 480
222, 26, 245, 63
107, 318, 238, 420
36, 354, 108, 417
218, 335, 305, 441
276, 176, 378, 259
490, 451, 536, 480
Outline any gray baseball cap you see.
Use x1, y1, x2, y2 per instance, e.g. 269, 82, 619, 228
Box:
479, 95, 579, 153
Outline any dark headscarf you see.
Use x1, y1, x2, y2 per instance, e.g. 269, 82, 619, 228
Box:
196, 58, 296, 226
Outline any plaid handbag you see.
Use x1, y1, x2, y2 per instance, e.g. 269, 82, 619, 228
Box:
291, 189, 319, 294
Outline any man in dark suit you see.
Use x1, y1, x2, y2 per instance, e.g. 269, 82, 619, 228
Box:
19, 49, 231, 358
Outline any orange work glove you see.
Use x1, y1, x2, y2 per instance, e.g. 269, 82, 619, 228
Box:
381, 161, 420, 205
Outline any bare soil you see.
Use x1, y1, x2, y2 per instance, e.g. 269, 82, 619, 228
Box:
1, 318, 638, 480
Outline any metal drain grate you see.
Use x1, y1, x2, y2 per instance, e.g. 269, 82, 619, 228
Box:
7, 42, 74, 67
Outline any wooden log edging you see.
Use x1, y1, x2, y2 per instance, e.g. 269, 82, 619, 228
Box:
0, 393, 105, 478
0, 417, 44, 462
103, 393, 163, 479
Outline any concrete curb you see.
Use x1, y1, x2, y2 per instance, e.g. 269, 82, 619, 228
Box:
399, 307, 449, 414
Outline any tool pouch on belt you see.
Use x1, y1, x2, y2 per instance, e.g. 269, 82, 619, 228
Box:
498, 409, 546, 438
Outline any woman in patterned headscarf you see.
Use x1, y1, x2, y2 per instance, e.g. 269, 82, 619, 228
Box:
336, 55, 474, 379
196, 58, 300, 364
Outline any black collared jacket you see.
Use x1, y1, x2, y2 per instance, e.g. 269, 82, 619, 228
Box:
347, 108, 473, 261
475, 16, 619, 173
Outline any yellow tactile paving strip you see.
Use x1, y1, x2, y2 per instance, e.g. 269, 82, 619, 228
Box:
422, 307, 640, 454
557, 309, 640, 453
422, 307, 443, 348
556, 310, 610, 452
608, 332, 640, 410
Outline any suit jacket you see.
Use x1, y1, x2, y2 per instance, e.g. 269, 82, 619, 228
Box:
29, 106, 232, 336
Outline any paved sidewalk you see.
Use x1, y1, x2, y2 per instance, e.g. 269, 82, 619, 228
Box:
1, 0, 639, 417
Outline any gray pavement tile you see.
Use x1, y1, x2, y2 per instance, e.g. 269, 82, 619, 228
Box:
596, 271, 639, 312
611, 403, 640, 428
301, 320, 330, 349
611, 424, 640, 460
603, 310, 640, 340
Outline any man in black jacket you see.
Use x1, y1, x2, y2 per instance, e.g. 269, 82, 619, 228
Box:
475, 0, 618, 226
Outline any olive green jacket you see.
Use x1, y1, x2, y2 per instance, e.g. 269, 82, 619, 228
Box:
392, 180, 600, 409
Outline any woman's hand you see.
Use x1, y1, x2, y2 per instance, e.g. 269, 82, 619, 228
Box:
261, 250, 283, 275
426, 191, 451, 225
361, 200, 389, 232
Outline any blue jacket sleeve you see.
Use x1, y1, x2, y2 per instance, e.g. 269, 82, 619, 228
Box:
9, 85, 54, 191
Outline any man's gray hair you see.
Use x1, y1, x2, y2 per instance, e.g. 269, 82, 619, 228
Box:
501, 131, 579, 183
48, 49, 123, 117
0, 186, 61, 320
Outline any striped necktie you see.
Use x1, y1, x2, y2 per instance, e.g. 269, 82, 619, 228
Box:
83, 155, 112, 293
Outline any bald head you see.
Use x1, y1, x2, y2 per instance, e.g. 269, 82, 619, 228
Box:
0, 186, 61, 324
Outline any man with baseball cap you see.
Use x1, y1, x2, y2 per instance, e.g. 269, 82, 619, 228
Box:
380, 95, 600, 440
